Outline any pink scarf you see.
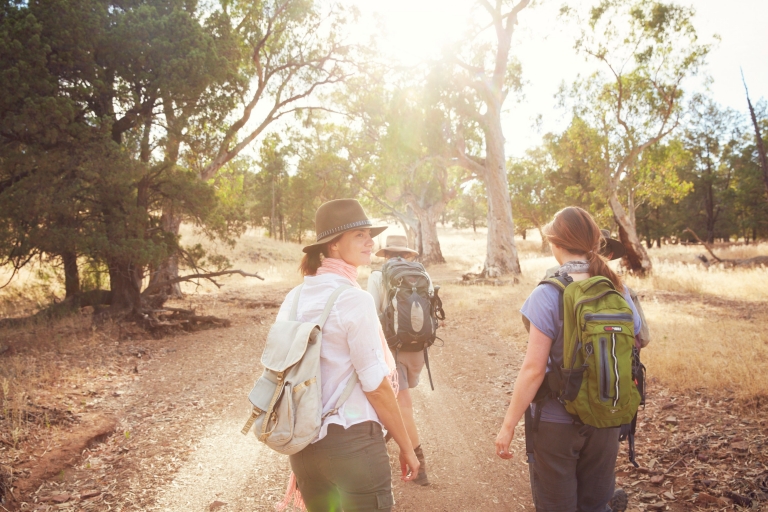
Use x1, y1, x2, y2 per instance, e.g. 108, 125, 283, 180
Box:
278, 258, 398, 512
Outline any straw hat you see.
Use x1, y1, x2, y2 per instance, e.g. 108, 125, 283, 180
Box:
302, 199, 387, 253
374, 235, 419, 258
599, 229, 626, 260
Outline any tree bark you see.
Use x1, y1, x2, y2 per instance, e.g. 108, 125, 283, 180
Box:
482, 122, 521, 276
61, 251, 80, 298
609, 191, 652, 274
743, 74, 768, 194
410, 203, 446, 266
108, 259, 143, 312
148, 207, 184, 298
450, 1, 528, 277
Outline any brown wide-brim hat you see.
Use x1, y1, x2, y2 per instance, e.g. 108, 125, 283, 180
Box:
599, 229, 626, 260
374, 235, 419, 257
302, 199, 387, 253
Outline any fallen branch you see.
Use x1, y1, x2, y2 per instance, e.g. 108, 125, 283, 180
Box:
684, 228, 768, 268
141, 269, 264, 297
683, 228, 730, 264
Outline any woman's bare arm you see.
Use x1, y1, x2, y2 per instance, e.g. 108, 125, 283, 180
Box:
365, 377, 420, 481
495, 324, 553, 459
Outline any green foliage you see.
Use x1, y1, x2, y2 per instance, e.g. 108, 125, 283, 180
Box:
0, 0, 238, 306
448, 183, 487, 232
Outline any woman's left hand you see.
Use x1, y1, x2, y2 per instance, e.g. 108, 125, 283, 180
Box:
495, 426, 515, 460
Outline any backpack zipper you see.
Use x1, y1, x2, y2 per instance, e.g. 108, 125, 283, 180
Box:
611, 332, 620, 407
583, 313, 634, 322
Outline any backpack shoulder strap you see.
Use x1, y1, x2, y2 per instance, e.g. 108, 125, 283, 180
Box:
318, 284, 352, 329
318, 283, 357, 419
289, 284, 305, 321
538, 274, 572, 321
323, 371, 359, 419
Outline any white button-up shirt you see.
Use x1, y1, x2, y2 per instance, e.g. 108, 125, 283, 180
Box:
276, 273, 391, 442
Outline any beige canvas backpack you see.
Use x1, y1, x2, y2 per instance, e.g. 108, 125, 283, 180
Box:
241, 284, 358, 455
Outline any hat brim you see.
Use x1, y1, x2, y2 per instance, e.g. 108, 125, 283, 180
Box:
374, 246, 419, 257
600, 238, 626, 260
303, 225, 388, 253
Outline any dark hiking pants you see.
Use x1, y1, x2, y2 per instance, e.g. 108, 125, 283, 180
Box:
529, 421, 620, 512
289, 421, 394, 512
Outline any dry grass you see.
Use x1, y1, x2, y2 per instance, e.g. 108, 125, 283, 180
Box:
0, 313, 127, 450
638, 297, 768, 405
625, 242, 768, 301
613, 243, 768, 404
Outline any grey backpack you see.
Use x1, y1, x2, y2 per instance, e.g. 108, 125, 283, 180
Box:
241, 284, 358, 455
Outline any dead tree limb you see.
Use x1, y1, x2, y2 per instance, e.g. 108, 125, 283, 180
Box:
742, 69, 768, 194
683, 228, 731, 263
684, 227, 768, 268
142, 269, 264, 297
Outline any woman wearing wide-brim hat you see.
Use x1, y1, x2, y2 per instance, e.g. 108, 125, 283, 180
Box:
277, 199, 419, 512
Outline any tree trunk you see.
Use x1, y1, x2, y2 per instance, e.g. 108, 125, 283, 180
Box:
108, 259, 143, 312
147, 207, 184, 298
482, 111, 521, 276
537, 225, 548, 253
744, 77, 768, 194
451, 0, 528, 277
411, 204, 446, 266
608, 191, 652, 274
61, 251, 80, 298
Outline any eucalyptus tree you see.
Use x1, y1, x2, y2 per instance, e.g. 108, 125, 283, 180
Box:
437, 0, 531, 276
560, 0, 711, 274
681, 97, 742, 243
145, 0, 358, 291
336, 74, 475, 265
507, 146, 559, 251
731, 101, 768, 242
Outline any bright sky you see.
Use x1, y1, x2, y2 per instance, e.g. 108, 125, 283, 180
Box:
349, 0, 768, 158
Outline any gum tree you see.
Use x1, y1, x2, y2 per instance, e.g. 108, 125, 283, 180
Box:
561, 0, 711, 274
438, 0, 531, 276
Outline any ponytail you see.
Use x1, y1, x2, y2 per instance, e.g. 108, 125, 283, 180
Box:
586, 250, 622, 290
545, 207, 623, 290
299, 250, 324, 276
298, 235, 340, 276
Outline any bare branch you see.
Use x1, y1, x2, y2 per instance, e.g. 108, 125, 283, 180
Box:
683, 228, 729, 263
142, 269, 264, 297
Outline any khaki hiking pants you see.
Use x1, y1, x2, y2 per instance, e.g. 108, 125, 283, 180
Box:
289, 422, 394, 512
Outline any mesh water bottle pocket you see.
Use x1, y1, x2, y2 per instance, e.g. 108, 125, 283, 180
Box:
560, 365, 587, 402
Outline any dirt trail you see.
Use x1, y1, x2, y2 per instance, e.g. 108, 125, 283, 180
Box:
19, 283, 534, 511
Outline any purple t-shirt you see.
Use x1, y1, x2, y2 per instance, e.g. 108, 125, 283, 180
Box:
520, 283, 642, 424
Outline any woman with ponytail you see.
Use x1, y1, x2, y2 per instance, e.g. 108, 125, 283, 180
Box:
494, 207, 641, 512
276, 199, 418, 512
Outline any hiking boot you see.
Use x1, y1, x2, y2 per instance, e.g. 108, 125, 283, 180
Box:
412, 445, 429, 486
609, 488, 628, 512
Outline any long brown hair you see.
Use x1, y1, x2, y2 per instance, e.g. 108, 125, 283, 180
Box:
543, 207, 622, 289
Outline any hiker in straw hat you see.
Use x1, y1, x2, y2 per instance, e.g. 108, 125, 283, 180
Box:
366, 235, 435, 486
278, 199, 419, 512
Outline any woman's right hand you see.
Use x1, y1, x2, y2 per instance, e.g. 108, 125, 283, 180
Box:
495, 425, 515, 460
399, 449, 420, 481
